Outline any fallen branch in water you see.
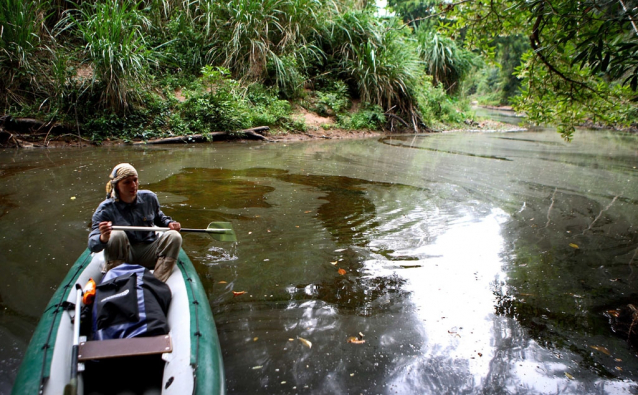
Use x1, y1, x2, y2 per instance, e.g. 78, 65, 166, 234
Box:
132, 126, 270, 145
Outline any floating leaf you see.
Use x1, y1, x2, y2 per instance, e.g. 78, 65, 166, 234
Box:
70, 196, 76, 200
616, 366, 623, 371
253, 337, 258, 341
233, 291, 247, 296
218, 281, 227, 284
615, 358, 623, 362
338, 268, 346, 275
334, 248, 346, 252
298, 336, 312, 348
304, 211, 312, 214
605, 309, 620, 317
252, 365, 263, 370
590, 345, 611, 356
347, 337, 366, 344
565, 372, 574, 380
330, 261, 338, 265
569, 243, 579, 249
289, 338, 294, 341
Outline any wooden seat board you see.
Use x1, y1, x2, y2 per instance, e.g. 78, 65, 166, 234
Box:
78, 334, 172, 361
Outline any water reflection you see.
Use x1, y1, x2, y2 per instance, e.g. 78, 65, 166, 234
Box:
2, 128, 638, 394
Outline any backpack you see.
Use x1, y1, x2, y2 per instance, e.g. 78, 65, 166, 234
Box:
92, 264, 172, 340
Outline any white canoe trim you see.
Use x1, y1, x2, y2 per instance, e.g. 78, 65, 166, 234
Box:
43, 252, 196, 395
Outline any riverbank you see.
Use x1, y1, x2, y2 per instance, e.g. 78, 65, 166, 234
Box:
0, 110, 526, 148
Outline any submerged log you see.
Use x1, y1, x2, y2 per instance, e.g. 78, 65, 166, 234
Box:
132, 126, 270, 145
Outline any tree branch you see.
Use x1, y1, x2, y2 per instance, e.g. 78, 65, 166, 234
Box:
529, 4, 609, 101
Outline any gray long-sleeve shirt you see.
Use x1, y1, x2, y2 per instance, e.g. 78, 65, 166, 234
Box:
88, 190, 174, 252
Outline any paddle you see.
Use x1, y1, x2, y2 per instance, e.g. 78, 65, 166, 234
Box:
112, 221, 237, 242
63, 284, 83, 395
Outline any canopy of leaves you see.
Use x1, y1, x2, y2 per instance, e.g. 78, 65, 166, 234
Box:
449, 0, 638, 139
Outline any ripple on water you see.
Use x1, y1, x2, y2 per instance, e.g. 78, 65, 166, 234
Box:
203, 245, 238, 265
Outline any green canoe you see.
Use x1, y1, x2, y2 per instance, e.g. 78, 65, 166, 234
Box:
11, 249, 225, 395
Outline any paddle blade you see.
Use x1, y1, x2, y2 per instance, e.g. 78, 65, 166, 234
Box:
207, 222, 237, 242
63, 379, 77, 395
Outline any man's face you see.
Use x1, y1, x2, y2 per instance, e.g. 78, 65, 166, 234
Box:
116, 175, 139, 203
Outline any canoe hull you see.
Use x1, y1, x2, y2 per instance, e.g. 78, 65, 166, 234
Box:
11, 249, 224, 395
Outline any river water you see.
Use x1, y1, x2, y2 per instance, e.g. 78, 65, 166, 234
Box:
1, 120, 638, 394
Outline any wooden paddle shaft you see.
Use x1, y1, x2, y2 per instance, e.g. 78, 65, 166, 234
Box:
112, 225, 230, 233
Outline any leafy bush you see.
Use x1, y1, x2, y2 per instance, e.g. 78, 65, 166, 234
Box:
337, 104, 385, 130
316, 80, 350, 114
412, 78, 468, 126
246, 84, 292, 126
180, 66, 251, 133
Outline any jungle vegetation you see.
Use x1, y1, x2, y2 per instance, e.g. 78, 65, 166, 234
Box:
0, 0, 636, 142
447, 0, 638, 140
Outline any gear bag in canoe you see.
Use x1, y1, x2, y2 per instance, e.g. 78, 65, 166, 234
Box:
93, 264, 172, 340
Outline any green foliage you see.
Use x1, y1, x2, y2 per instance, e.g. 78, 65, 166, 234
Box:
207, 0, 326, 90
415, 27, 476, 93
337, 104, 385, 130
449, 0, 638, 135
513, 50, 637, 141
414, 77, 468, 126
153, 12, 207, 73
0, 0, 483, 140
0, 0, 44, 71
311, 80, 351, 115
325, 11, 426, 126
267, 53, 307, 98
247, 83, 294, 127
461, 34, 529, 106
57, 0, 153, 114
0, 0, 48, 106
83, 92, 176, 142
181, 67, 251, 133
387, 0, 439, 27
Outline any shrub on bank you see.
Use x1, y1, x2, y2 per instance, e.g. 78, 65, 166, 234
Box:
1, 0, 474, 141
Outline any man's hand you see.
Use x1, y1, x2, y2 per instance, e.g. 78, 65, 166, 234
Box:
169, 222, 181, 231
99, 221, 112, 243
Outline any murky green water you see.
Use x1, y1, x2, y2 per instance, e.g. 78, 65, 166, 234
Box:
1, 126, 638, 394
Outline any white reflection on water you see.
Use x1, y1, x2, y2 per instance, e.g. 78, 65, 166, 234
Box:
375, 209, 635, 394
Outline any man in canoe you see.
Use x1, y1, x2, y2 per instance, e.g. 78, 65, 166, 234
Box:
88, 163, 182, 282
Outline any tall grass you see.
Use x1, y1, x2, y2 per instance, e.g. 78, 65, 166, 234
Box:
416, 28, 475, 93
324, 11, 426, 128
0, 0, 47, 104
0, 0, 471, 136
58, 0, 152, 114
206, 0, 327, 95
